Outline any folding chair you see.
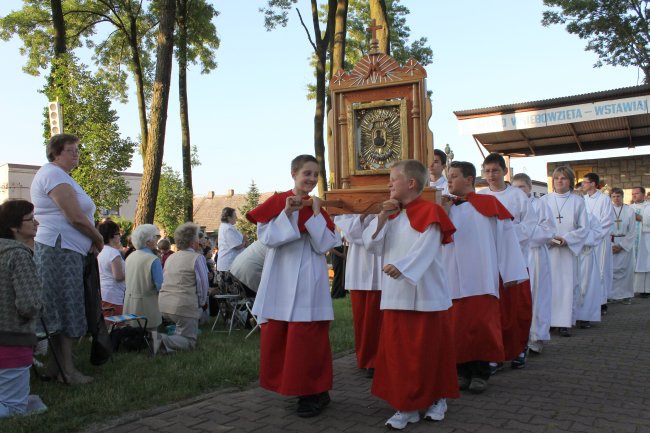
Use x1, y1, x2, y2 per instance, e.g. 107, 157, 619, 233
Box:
33, 317, 68, 384
243, 299, 259, 339
104, 314, 152, 355
211, 294, 246, 334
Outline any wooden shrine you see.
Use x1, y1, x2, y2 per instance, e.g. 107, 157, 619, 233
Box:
323, 20, 437, 214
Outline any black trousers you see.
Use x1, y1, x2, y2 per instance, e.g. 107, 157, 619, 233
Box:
330, 246, 346, 299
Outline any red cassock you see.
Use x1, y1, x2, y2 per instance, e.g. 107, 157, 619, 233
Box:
370, 200, 459, 411
259, 320, 332, 396
463, 192, 531, 360
450, 294, 505, 363
372, 310, 460, 411
350, 290, 382, 369
499, 277, 533, 360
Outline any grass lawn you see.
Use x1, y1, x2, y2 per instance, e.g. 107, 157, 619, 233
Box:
1, 296, 354, 433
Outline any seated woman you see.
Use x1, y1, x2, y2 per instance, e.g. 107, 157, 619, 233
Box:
153, 223, 209, 354
124, 224, 163, 330
97, 219, 126, 317
0, 200, 47, 417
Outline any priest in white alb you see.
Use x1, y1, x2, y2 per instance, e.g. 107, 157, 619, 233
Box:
540, 166, 589, 337
608, 188, 636, 303
631, 186, 650, 297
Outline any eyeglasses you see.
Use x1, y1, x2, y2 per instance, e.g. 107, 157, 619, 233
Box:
22, 216, 38, 223
63, 148, 80, 155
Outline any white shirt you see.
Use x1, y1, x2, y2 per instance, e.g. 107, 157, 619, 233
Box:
363, 210, 452, 312
97, 245, 126, 305
445, 201, 528, 300
230, 240, 268, 292
478, 184, 538, 259
31, 163, 96, 254
253, 211, 341, 323
429, 176, 449, 196
216, 223, 244, 271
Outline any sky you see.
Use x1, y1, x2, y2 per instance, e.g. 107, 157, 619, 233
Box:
0, 0, 645, 198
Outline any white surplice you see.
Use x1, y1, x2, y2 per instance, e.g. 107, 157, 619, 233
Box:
610, 204, 636, 300
631, 201, 647, 260
334, 214, 381, 291
583, 190, 615, 303
444, 201, 528, 300
634, 203, 650, 293
575, 215, 603, 323
253, 211, 341, 323
362, 211, 451, 312
540, 192, 589, 328
478, 185, 538, 259
528, 196, 555, 342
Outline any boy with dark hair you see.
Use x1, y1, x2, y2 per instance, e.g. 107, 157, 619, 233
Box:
445, 161, 528, 393
428, 149, 450, 196
478, 153, 535, 369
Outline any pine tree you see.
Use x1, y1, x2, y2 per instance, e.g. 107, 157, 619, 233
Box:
236, 181, 261, 242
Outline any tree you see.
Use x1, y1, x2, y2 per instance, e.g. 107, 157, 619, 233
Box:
260, 0, 338, 196
135, 0, 176, 225
155, 164, 191, 237
542, 0, 650, 82
175, 0, 220, 222
345, 0, 433, 68
0, 1, 157, 152
43, 54, 136, 215
236, 181, 261, 242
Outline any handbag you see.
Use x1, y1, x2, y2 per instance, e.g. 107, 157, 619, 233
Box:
84, 252, 113, 365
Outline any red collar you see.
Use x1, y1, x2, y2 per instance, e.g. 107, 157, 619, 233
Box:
463, 192, 513, 220
246, 190, 335, 233
389, 197, 456, 244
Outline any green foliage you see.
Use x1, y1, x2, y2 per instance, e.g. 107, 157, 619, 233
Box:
155, 164, 192, 237
236, 180, 261, 242
259, 0, 299, 31
345, 0, 433, 68
111, 215, 133, 247
42, 54, 136, 216
542, 0, 650, 81
177, 0, 221, 74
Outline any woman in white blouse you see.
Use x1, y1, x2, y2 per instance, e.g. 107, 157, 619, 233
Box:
216, 207, 247, 292
97, 219, 126, 316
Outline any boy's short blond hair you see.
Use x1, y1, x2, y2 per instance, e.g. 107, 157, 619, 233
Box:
392, 159, 428, 193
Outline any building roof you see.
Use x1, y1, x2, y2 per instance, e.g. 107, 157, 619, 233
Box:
193, 191, 276, 234
454, 84, 650, 157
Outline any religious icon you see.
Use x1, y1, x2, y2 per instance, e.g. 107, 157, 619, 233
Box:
348, 99, 408, 174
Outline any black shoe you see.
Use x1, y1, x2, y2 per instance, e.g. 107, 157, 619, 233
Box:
558, 327, 571, 337
601, 305, 608, 315
365, 368, 375, 378
297, 395, 322, 418
511, 351, 527, 369
318, 391, 331, 407
577, 320, 591, 329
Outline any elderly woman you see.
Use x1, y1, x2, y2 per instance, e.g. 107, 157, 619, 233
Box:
31, 133, 103, 385
97, 219, 126, 317
216, 207, 246, 292
153, 223, 209, 354
0, 200, 47, 417
124, 224, 163, 330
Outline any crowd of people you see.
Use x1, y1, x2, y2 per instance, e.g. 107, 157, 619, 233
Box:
1, 135, 647, 427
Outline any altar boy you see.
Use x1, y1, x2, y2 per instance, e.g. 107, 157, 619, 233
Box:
363, 160, 458, 430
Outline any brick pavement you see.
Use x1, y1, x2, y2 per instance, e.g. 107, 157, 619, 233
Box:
89, 299, 650, 433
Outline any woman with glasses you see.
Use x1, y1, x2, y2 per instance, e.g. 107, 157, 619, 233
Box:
0, 199, 47, 417
97, 219, 126, 317
30, 134, 104, 385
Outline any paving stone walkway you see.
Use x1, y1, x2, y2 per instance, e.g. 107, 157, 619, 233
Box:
90, 299, 650, 433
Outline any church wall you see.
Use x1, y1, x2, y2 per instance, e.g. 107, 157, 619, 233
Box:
547, 154, 650, 202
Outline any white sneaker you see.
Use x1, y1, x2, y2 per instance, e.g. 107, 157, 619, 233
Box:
385, 410, 420, 430
424, 398, 447, 421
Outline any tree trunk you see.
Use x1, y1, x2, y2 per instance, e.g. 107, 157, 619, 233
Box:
134, 0, 176, 225
177, 0, 193, 222
369, 0, 389, 55
332, 0, 348, 75
311, 0, 337, 196
129, 15, 150, 155
50, 0, 66, 56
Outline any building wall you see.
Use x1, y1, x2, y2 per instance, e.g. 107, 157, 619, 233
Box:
547, 154, 650, 201
0, 163, 142, 220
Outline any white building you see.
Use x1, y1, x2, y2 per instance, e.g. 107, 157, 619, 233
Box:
0, 163, 142, 220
